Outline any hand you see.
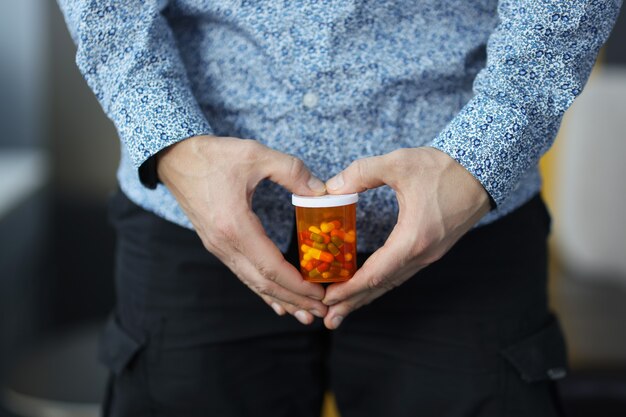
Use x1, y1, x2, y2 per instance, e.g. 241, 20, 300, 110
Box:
157, 135, 329, 325
321, 147, 491, 329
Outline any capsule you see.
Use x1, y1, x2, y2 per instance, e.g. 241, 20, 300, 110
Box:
313, 242, 327, 251
345, 253, 353, 261
322, 272, 332, 279
339, 269, 350, 277
303, 253, 312, 261
317, 262, 330, 272
331, 236, 344, 248
327, 242, 340, 256
308, 248, 334, 263
344, 230, 356, 243
320, 222, 334, 233
308, 226, 322, 234
309, 269, 321, 278
330, 229, 346, 240
311, 233, 325, 244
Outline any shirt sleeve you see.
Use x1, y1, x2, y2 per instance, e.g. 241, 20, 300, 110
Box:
57, 0, 213, 183
429, 0, 622, 206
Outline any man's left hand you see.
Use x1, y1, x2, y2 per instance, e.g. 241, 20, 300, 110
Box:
322, 147, 491, 329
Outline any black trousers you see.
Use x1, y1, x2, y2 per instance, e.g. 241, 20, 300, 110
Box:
100, 190, 567, 417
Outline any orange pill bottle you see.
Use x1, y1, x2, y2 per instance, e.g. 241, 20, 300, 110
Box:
292, 193, 358, 282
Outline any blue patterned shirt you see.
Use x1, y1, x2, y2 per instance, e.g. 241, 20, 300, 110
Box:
58, 0, 620, 252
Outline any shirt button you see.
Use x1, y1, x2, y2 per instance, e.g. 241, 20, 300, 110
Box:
302, 92, 319, 109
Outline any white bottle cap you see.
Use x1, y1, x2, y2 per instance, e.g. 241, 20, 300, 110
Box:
291, 193, 358, 208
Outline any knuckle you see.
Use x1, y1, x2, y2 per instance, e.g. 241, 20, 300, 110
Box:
288, 156, 306, 179
367, 273, 397, 291
200, 237, 217, 254
240, 139, 262, 162
196, 228, 215, 251
257, 264, 279, 283
241, 138, 259, 148
350, 159, 367, 184
388, 148, 408, 163
386, 151, 407, 176
286, 297, 306, 310
214, 220, 238, 243
366, 276, 383, 290
255, 282, 276, 298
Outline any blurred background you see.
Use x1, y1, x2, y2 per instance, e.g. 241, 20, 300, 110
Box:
0, 2, 624, 417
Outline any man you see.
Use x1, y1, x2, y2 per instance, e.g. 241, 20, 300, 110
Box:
58, 1, 621, 416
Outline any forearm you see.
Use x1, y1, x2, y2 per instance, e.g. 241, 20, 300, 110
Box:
430, 0, 622, 206
57, 0, 213, 172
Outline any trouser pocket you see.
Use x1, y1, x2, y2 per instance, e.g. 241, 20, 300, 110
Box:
499, 315, 568, 417
98, 315, 154, 417
99, 316, 145, 375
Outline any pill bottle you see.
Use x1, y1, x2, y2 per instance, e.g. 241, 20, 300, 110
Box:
292, 193, 358, 282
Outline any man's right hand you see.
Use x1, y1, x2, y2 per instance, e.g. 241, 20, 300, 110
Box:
156, 135, 328, 324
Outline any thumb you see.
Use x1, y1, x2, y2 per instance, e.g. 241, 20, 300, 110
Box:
326, 155, 388, 194
262, 148, 326, 196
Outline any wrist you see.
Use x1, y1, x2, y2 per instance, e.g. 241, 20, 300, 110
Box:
156, 135, 218, 182
424, 146, 491, 215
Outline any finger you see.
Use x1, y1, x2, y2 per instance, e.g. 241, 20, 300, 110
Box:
322, 290, 382, 330
261, 291, 316, 325
232, 240, 328, 318
322, 228, 422, 329
207, 203, 327, 316
325, 155, 389, 194
258, 293, 286, 316
236, 209, 327, 302
261, 147, 326, 196
228, 248, 323, 323
257, 279, 327, 319
323, 257, 415, 329
278, 300, 317, 325
322, 249, 391, 306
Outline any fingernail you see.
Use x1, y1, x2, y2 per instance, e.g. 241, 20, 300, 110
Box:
307, 177, 326, 193
271, 303, 285, 316
331, 315, 343, 329
295, 310, 311, 325
310, 309, 324, 318
326, 174, 344, 191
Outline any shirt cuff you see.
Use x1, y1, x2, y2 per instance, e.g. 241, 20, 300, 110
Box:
429, 93, 547, 207
109, 79, 214, 189
138, 155, 159, 189
110, 79, 214, 170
